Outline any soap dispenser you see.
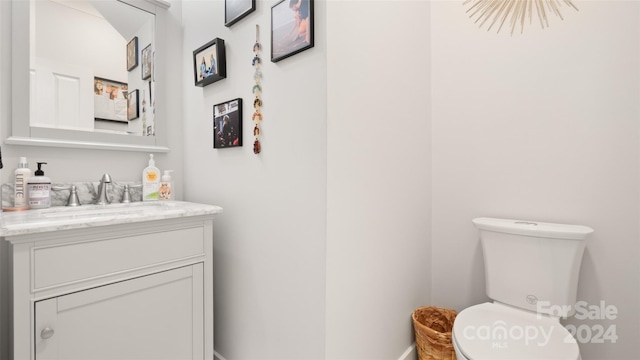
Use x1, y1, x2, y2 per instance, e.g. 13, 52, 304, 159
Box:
159, 170, 173, 200
142, 154, 160, 201
27, 162, 51, 209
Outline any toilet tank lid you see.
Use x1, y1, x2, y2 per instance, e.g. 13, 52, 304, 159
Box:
472, 217, 594, 240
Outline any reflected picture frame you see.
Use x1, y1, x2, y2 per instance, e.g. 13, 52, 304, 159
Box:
127, 36, 138, 71
271, 0, 314, 63
94, 77, 128, 123
193, 38, 227, 87
127, 89, 139, 121
141, 44, 152, 80
225, 0, 256, 27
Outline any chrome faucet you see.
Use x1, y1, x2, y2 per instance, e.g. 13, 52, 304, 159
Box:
96, 173, 112, 205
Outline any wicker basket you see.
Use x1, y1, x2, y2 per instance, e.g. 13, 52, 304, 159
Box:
412, 306, 457, 360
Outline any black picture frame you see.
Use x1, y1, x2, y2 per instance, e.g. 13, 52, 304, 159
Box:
213, 98, 242, 148
127, 36, 138, 71
271, 0, 314, 63
141, 44, 152, 80
93, 77, 128, 122
127, 89, 139, 121
225, 0, 255, 27
193, 38, 227, 87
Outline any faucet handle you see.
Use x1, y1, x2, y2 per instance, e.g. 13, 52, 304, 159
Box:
51, 185, 81, 207
122, 184, 142, 203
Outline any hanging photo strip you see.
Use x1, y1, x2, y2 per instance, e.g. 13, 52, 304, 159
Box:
252, 24, 263, 154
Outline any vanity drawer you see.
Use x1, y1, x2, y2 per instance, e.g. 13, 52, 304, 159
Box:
33, 226, 205, 290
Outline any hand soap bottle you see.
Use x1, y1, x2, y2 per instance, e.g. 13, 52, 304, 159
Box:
27, 162, 51, 209
159, 170, 173, 200
14, 157, 30, 209
142, 154, 160, 201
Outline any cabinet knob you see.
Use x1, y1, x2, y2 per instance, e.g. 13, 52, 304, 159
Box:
40, 327, 55, 340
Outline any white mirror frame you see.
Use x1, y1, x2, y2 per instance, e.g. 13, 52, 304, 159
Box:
8, 0, 170, 152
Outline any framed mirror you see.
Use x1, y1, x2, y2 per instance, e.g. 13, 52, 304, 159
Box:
9, 0, 170, 152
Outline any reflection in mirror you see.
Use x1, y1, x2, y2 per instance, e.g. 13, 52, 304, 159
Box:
9, 0, 169, 152
32, 0, 154, 136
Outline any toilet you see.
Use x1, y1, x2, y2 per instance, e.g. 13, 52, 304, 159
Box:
452, 217, 593, 360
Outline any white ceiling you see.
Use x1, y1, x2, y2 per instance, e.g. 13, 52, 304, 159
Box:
48, 0, 153, 40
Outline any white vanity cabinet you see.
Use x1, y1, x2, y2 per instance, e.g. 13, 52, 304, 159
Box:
35, 264, 203, 360
2, 203, 220, 360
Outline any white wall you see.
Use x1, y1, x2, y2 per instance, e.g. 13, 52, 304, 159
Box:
325, 1, 431, 359
431, 1, 640, 359
35, 0, 126, 81
181, 1, 327, 359
181, 0, 432, 359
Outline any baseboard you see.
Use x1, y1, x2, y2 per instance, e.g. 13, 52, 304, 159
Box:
398, 343, 417, 360
215, 345, 415, 360
214, 350, 227, 360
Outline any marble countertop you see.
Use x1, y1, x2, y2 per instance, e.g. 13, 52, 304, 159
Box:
0, 201, 223, 237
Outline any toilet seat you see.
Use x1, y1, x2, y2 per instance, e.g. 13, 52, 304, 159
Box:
452, 302, 580, 360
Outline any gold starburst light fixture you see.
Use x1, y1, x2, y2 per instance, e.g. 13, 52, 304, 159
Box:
463, 0, 578, 35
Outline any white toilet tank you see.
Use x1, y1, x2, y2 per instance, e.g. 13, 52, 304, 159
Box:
472, 217, 593, 318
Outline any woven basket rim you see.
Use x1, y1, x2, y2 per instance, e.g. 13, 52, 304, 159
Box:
412, 306, 457, 336
413, 306, 457, 360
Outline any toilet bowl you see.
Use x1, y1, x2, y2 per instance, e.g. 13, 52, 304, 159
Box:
452, 302, 581, 360
453, 218, 593, 360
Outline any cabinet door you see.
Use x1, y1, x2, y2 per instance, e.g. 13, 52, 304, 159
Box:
35, 264, 204, 360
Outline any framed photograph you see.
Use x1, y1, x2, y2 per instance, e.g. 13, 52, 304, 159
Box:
213, 98, 242, 148
127, 89, 139, 121
271, 0, 314, 63
141, 44, 152, 80
193, 38, 227, 87
225, 0, 255, 27
94, 77, 128, 122
127, 36, 138, 71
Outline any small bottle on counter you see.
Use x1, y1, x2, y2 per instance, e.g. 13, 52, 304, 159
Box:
14, 157, 30, 209
27, 162, 51, 209
159, 170, 173, 200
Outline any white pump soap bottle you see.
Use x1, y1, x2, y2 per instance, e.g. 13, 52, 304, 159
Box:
142, 154, 160, 201
27, 162, 51, 209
